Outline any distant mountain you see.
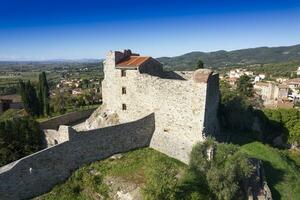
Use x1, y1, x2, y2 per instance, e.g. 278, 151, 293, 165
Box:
157, 44, 300, 70
0, 59, 102, 64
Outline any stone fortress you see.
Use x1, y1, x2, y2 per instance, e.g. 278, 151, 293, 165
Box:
0, 49, 220, 199
82, 49, 220, 162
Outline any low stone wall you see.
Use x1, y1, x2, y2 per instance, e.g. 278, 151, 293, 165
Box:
0, 113, 155, 200
39, 108, 97, 130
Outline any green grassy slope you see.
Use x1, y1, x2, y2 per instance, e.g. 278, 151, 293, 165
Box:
240, 142, 300, 200
36, 148, 185, 200
36, 143, 300, 200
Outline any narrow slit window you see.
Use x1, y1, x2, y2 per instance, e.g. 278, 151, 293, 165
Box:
121, 70, 126, 77
122, 104, 127, 110
122, 87, 126, 94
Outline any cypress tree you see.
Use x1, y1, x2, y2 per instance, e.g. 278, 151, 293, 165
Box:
37, 72, 50, 116
26, 81, 40, 116
19, 80, 39, 116
37, 74, 44, 115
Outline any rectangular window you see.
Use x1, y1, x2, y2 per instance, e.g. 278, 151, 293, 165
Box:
122, 104, 127, 110
121, 70, 126, 77
122, 87, 126, 94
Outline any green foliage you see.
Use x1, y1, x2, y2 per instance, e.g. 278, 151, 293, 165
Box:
263, 108, 300, 144
142, 158, 179, 200
0, 117, 42, 166
37, 148, 186, 200
220, 80, 300, 145
0, 109, 25, 122
248, 61, 300, 78
195, 59, 204, 69
51, 90, 68, 114
219, 81, 255, 132
189, 140, 254, 200
237, 75, 253, 97
38, 72, 50, 116
240, 142, 300, 200
158, 44, 300, 70
19, 80, 40, 116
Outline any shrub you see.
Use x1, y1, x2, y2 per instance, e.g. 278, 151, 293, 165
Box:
189, 140, 254, 200
142, 158, 179, 200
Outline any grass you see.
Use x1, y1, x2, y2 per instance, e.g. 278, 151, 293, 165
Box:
240, 142, 300, 200
36, 148, 186, 200
35, 142, 300, 200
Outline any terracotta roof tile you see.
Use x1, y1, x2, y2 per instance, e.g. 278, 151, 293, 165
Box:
116, 56, 150, 68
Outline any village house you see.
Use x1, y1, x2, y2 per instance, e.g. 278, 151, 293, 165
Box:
254, 82, 291, 108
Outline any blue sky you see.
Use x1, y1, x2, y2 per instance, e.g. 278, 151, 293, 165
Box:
0, 0, 300, 60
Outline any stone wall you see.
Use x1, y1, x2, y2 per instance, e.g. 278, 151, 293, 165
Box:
203, 73, 220, 137
100, 51, 220, 163
42, 126, 73, 148
39, 108, 96, 130
0, 113, 155, 200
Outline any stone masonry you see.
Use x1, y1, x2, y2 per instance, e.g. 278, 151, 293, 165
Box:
84, 49, 220, 163
0, 49, 220, 199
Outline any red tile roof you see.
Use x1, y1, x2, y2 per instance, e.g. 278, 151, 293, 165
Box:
116, 56, 150, 68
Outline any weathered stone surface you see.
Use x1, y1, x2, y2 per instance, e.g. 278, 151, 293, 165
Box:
99, 50, 220, 163
40, 108, 96, 130
0, 49, 221, 199
0, 114, 155, 200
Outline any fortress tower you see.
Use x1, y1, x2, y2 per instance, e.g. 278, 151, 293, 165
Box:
95, 49, 220, 163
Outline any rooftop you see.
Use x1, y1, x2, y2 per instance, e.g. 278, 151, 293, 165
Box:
116, 56, 151, 69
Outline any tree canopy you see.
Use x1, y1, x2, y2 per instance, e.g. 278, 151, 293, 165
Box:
195, 59, 204, 69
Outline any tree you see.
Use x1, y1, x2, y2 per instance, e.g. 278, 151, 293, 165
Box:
0, 117, 42, 166
189, 140, 254, 200
38, 72, 50, 116
19, 80, 40, 116
237, 75, 253, 97
142, 158, 178, 200
196, 59, 204, 69
51, 90, 67, 114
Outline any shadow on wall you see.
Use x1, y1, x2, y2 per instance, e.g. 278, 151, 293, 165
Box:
162, 71, 186, 80
0, 113, 155, 200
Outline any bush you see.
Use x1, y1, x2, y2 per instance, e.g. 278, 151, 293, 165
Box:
263, 108, 300, 144
188, 140, 254, 200
142, 158, 179, 200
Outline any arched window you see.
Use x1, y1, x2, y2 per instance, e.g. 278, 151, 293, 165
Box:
54, 140, 58, 145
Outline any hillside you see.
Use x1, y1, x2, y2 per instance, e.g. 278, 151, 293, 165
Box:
36, 148, 186, 200
158, 44, 300, 70
240, 142, 300, 200
36, 143, 300, 200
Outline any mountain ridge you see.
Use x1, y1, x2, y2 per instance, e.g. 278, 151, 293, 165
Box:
157, 44, 300, 70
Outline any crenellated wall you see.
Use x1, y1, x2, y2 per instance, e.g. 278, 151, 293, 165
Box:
0, 113, 155, 200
